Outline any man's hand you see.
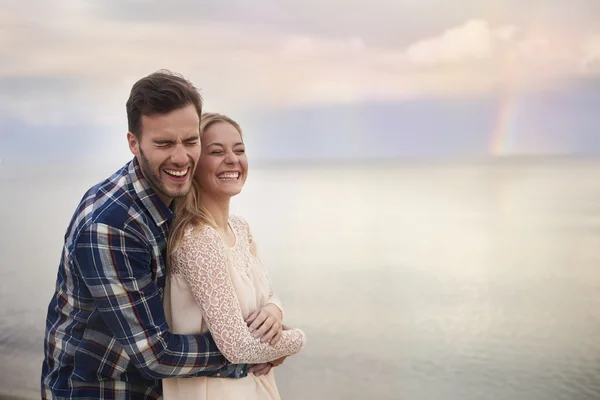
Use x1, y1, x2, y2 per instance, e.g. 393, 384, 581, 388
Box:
248, 362, 273, 376
248, 356, 288, 377
270, 356, 287, 367
245, 304, 283, 345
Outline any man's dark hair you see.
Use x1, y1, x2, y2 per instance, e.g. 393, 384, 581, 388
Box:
126, 69, 203, 137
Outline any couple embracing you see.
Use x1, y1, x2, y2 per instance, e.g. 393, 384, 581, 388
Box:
41, 70, 306, 399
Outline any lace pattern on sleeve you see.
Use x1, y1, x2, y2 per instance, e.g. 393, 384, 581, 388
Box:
171, 224, 305, 364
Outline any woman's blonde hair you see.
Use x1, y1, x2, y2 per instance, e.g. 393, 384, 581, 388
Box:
166, 112, 244, 264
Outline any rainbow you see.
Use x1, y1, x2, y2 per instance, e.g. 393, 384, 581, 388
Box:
489, 86, 520, 156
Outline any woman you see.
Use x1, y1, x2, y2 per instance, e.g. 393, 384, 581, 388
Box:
163, 113, 306, 399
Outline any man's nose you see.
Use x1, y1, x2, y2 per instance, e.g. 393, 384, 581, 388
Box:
171, 144, 188, 165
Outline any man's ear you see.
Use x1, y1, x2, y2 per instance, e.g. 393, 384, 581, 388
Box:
127, 132, 140, 157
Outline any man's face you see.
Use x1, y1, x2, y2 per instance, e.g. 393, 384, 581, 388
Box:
127, 104, 201, 205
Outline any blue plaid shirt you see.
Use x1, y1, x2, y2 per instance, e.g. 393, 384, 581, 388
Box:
41, 158, 247, 399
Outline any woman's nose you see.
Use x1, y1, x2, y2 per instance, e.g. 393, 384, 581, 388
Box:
224, 151, 239, 164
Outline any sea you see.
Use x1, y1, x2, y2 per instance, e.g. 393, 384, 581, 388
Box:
1, 157, 599, 400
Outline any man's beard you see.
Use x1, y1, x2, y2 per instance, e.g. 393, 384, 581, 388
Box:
138, 148, 192, 201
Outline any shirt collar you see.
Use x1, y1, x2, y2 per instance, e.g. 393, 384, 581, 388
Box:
128, 157, 174, 228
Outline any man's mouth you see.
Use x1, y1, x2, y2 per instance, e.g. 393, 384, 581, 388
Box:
163, 167, 190, 181
217, 172, 240, 181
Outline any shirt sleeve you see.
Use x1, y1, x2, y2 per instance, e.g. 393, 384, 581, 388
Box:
72, 222, 243, 380
174, 226, 306, 365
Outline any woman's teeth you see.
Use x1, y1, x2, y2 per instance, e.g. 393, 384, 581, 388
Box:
218, 172, 239, 180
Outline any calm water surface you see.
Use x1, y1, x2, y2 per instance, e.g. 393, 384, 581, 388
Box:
1, 158, 599, 399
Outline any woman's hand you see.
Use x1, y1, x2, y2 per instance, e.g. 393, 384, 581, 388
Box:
245, 303, 283, 345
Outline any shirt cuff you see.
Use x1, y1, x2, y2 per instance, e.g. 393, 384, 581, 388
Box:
216, 363, 248, 379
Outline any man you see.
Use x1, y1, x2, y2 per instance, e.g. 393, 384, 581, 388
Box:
41, 70, 246, 399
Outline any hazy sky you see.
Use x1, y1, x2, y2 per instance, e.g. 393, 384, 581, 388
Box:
1, 0, 599, 166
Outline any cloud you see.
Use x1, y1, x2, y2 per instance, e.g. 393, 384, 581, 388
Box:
405, 20, 514, 66
1, 0, 600, 165
71, 0, 600, 49
280, 35, 366, 60
1, 0, 600, 126
403, 19, 568, 71
399, 18, 600, 90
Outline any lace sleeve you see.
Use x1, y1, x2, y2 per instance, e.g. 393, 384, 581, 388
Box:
173, 226, 306, 364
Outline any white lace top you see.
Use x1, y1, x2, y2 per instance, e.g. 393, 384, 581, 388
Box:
167, 215, 306, 365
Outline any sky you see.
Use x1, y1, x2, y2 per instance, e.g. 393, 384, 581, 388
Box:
1, 0, 600, 167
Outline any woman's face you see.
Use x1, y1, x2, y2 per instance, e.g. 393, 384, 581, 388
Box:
194, 121, 248, 199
